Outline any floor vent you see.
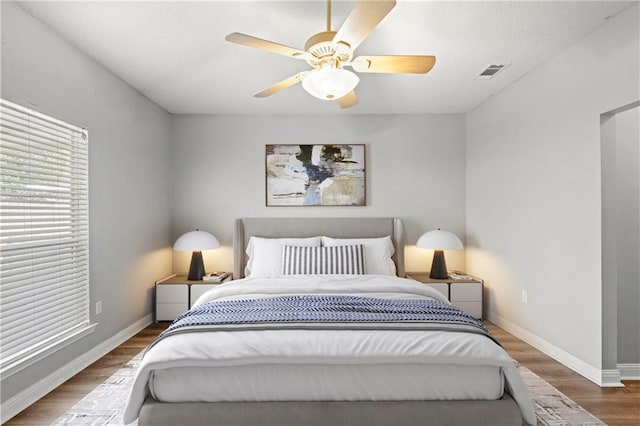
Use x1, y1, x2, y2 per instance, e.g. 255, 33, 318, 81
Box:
475, 64, 509, 80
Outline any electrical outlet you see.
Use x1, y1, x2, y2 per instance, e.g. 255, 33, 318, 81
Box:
96, 301, 102, 315
521, 290, 528, 303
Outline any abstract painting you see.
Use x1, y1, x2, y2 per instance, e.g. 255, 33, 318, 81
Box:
266, 144, 365, 206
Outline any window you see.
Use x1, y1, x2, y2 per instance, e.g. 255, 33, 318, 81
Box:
0, 99, 93, 377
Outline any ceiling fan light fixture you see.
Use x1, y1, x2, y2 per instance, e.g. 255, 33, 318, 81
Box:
301, 68, 359, 100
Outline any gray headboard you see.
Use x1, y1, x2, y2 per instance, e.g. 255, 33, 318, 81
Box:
233, 217, 405, 279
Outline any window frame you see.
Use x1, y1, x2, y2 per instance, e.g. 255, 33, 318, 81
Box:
0, 98, 95, 378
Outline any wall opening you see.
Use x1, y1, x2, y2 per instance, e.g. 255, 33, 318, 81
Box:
601, 100, 640, 383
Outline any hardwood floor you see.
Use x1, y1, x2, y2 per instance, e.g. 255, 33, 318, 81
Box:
4, 324, 168, 426
486, 323, 640, 426
5, 322, 640, 425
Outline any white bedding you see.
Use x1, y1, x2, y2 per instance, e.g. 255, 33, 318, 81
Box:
123, 275, 535, 425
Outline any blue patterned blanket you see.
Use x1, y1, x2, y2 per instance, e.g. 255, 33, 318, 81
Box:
170, 294, 484, 331
148, 295, 493, 353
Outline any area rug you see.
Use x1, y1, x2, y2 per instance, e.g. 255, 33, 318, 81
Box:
53, 353, 605, 426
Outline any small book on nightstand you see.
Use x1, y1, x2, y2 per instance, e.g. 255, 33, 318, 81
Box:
202, 272, 229, 282
449, 271, 472, 280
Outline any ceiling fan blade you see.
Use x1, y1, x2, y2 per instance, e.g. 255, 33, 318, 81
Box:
254, 73, 305, 98
338, 90, 358, 109
351, 55, 436, 74
332, 0, 396, 51
225, 32, 311, 60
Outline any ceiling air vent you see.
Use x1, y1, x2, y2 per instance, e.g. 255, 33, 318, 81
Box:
474, 64, 509, 80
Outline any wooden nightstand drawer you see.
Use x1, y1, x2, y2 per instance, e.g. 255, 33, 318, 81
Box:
450, 283, 482, 301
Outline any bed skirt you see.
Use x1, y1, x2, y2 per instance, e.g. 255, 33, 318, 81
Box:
138, 394, 525, 426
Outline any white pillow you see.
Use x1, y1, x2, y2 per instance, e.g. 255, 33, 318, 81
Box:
246, 236, 321, 277
321, 236, 396, 276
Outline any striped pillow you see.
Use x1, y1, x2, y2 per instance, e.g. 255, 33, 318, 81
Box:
282, 245, 366, 275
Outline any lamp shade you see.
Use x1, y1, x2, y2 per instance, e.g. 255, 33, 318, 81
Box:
173, 230, 220, 251
302, 68, 359, 100
416, 229, 463, 250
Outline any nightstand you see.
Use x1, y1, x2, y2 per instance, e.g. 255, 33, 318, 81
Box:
406, 272, 483, 319
155, 273, 232, 321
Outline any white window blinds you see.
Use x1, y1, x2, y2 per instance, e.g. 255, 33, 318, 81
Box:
0, 99, 91, 376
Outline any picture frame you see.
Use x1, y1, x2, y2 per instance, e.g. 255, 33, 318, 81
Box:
265, 144, 366, 207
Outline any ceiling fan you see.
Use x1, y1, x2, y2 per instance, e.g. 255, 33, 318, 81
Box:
225, 0, 436, 109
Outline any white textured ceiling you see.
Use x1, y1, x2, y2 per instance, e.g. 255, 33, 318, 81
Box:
17, 1, 634, 115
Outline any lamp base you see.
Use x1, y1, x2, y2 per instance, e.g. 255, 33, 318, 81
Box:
429, 249, 449, 279
187, 250, 206, 281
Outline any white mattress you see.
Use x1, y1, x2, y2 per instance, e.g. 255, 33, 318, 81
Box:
149, 330, 504, 402
150, 355, 503, 402
124, 276, 535, 425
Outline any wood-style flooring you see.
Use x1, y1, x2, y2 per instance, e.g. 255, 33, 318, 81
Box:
5, 322, 640, 425
486, 323, 640, 425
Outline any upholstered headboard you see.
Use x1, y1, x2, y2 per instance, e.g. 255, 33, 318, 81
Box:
233, 217, 405, 279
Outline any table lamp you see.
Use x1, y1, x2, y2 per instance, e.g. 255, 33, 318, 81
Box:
416, 229, 463, 279
173, 229, 220, 280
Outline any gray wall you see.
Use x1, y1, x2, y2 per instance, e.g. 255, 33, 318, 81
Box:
170, 114, 468, 275
466, 3, 639, 378
615, 106, 640, 365
1, 2, 173, 403
3, 0, 637, 411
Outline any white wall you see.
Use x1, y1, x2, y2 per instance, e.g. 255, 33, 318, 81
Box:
466, 3, 639, 384
1, 2, 173, 405
170, 114, 467, 275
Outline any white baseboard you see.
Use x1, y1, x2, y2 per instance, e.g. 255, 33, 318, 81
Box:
488, 311, 624, 388
1, 314, 153, 423
601, 369, 624, 387
618, 363, 640, 380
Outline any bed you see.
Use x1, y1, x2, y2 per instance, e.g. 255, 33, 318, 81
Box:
124, 217, 535, 426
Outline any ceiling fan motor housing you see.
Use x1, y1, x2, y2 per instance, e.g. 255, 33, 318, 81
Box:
304, 31, 353, 68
